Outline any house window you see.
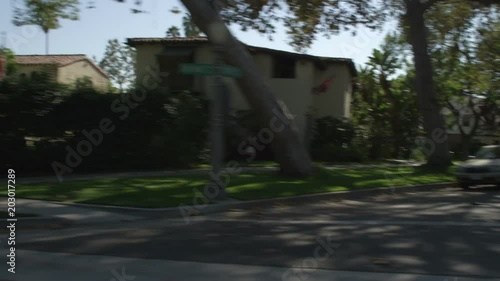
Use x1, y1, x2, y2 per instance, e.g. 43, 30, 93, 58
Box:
462, 114, 472, 127
157, 48, 194, 91
272, 56, 296, 79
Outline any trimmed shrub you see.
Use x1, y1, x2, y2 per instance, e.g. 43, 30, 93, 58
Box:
310, 116, 367, 162
1, 77, 209, 174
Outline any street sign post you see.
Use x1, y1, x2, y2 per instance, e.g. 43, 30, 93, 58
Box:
179, 63, 241, 78
182, 1, 235, 200
179, 62, 240, 200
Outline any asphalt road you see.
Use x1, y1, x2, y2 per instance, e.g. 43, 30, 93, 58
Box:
16, 186, 500, 279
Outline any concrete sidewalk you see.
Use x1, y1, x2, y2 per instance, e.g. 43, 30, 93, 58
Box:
18, 162, 422, 184
3, 181, 454, 228
3, 178, 456, 231
0, 198, 145, 226
2, 250, 494, 281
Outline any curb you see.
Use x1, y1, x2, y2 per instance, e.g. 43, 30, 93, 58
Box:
189, 182, 457, 216
27, 182, 457, 223
14, 217, 73, 230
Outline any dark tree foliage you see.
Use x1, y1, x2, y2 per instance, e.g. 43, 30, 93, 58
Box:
0, 77, 209, 174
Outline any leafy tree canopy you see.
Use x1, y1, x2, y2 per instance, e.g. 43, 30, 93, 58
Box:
166, 26, 181, 38
12, 0, 80, 53
0, 48, 18, 76
99, 39, 136, 92
12, 0, 79, 33
182, 13, 202, 37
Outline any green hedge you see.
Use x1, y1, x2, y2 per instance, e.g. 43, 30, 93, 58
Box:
310, 116, 367, 162
0, 77, 209, 175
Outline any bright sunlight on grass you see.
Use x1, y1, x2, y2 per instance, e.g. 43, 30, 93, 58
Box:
3, 166, 455, 208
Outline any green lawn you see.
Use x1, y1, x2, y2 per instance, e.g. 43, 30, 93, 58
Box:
196, 160, 390, 169
4, 166, 455, 208
196, 161, 279, 169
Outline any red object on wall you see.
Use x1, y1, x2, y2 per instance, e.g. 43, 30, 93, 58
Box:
312, 77, 333, 95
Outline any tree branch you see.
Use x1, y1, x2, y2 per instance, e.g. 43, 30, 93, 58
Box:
445, 99, 465, 136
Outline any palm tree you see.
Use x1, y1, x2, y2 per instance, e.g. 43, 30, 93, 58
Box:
12, 0, 79, 54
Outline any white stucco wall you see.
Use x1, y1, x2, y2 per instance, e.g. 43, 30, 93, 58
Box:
194, 46, 267, 112
133, 43, 353, 139
312, 63, 352, 119
58, 60, 109, 92
266, 59, 315, 139
135, 44, 164, 87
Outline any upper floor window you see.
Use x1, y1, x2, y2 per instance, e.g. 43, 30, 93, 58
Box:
157, 48, 194, 90
272, 56, 296, 79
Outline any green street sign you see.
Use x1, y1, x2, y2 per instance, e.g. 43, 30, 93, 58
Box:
220, 65, 242, 78
179, 63, 241, 78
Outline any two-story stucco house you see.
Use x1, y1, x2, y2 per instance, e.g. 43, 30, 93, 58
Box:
127, 37, 356, 140
14, 54, 110, 92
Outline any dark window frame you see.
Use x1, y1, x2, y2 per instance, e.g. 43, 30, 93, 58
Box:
157, 47, 195, 90
272, 55, 296, 79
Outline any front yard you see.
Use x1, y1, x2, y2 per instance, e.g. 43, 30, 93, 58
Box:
5, 166, 455, 208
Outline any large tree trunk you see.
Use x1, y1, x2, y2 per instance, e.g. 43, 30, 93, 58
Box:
460, 134, 473, 160
180, 0, 312, 177
404, 0, 452, 168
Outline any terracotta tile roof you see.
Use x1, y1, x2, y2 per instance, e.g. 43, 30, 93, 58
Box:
127, 37, 209, 45
15, 54, 88, 66
127, 37, 356, 76
15, 54, 109, 78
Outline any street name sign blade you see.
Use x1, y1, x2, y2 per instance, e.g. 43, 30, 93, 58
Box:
179, 63, 213, 76
179, 63, 241, 78
220, 65, 241, 78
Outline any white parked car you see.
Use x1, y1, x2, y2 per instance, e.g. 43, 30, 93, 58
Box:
455, 145, 500, 189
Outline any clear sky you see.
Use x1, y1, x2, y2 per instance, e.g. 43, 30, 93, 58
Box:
0, 0, 396, 66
